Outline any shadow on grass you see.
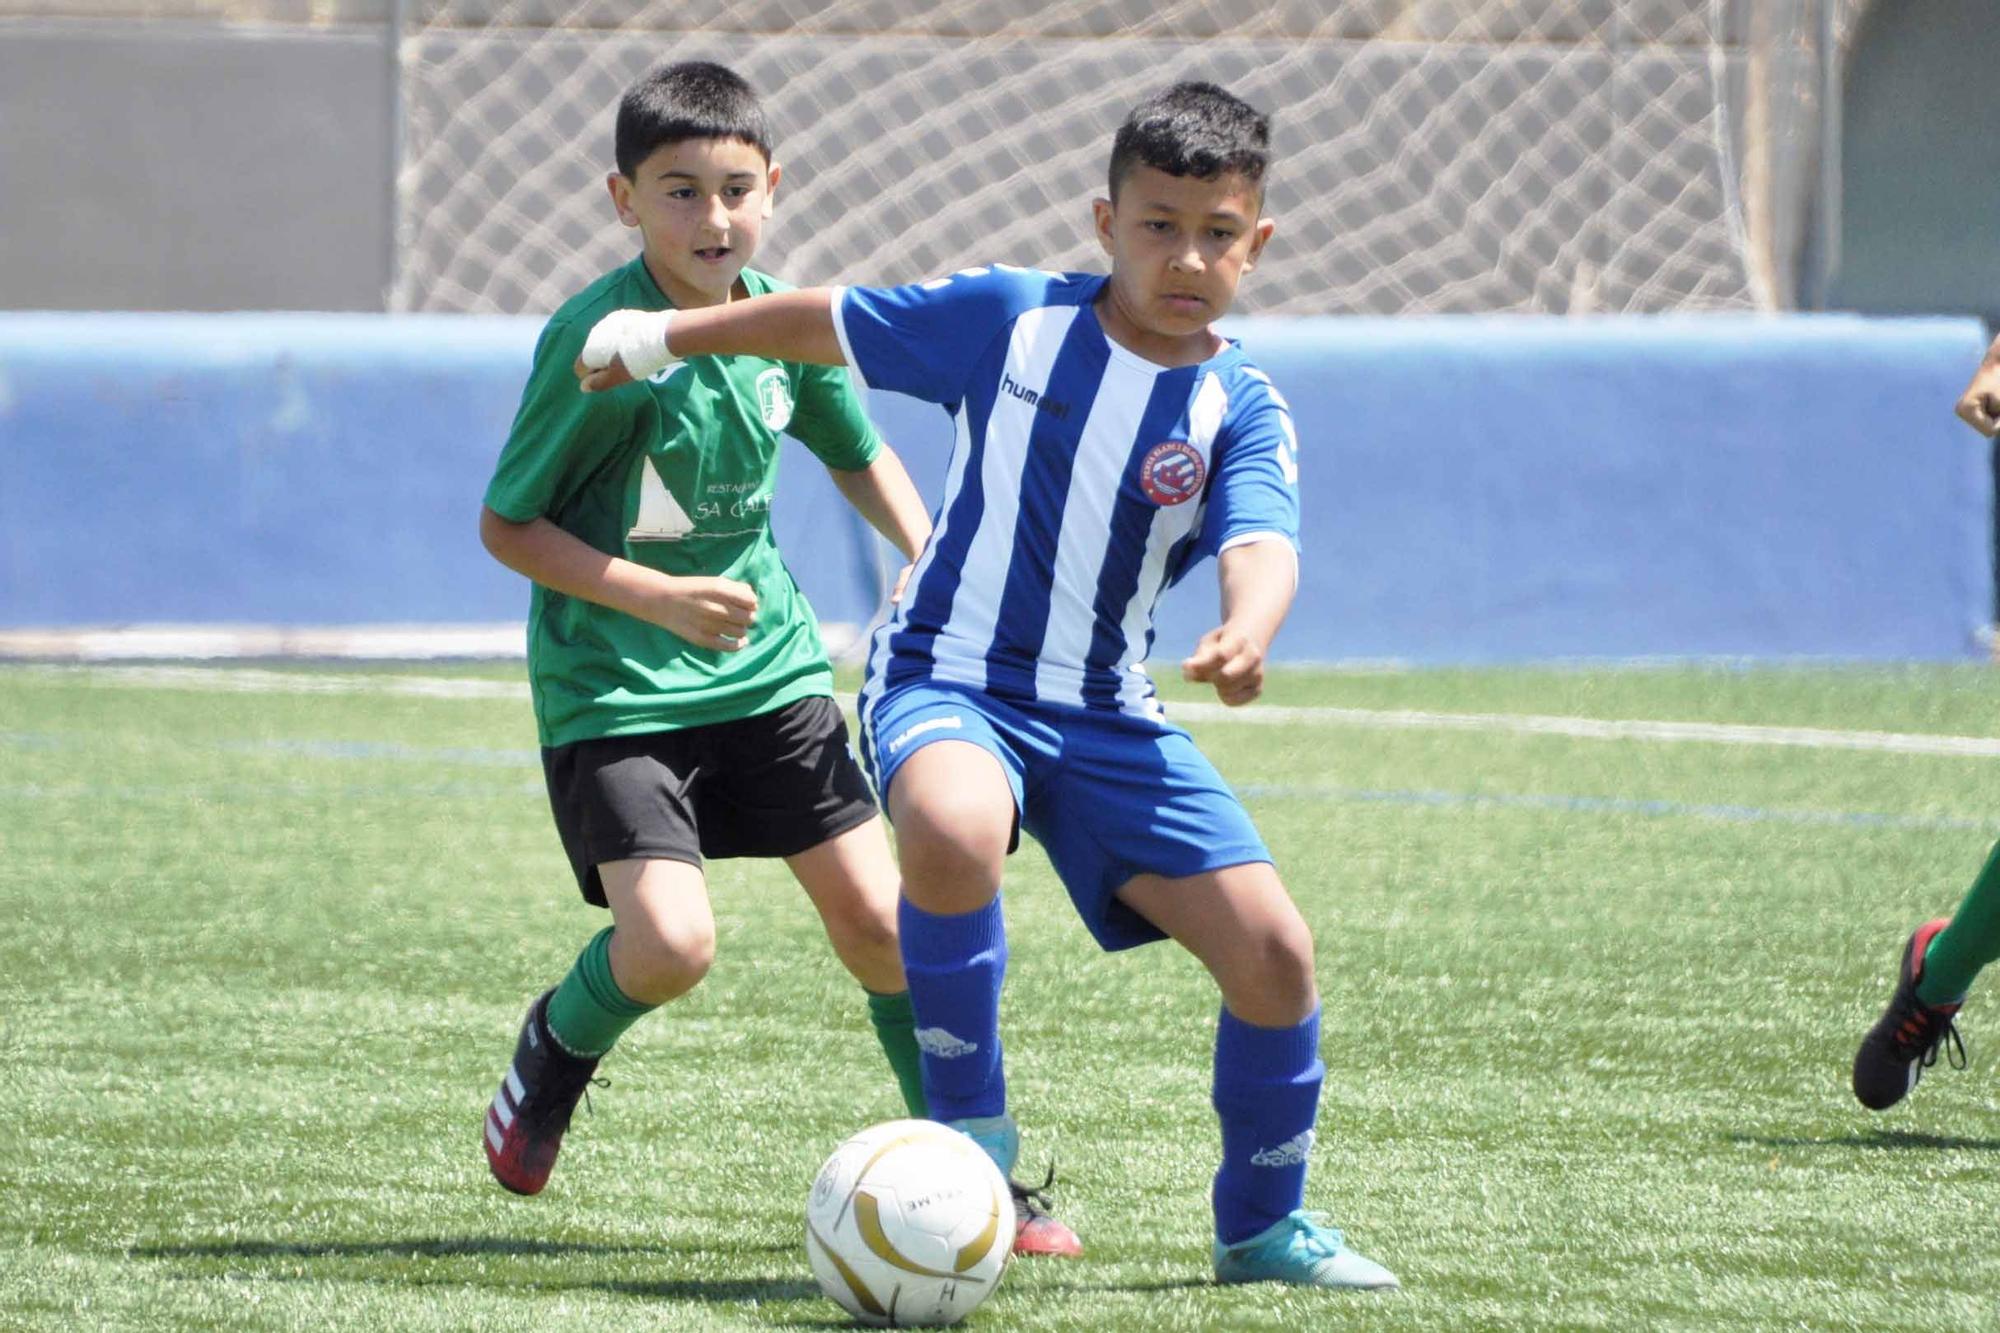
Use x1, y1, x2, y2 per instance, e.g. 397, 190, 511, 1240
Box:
138, 1236, 825, 1306
1728, 1130, 2000, 1152
1046, 1275, 1217, 1295
134, 1236, 772, 1261
132, 1236, 1216, 1313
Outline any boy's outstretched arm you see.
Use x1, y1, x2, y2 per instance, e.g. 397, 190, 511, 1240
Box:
827, 444, 933, 604
576, 289, 844, 393
1181, 538, 1300, 707
479, 507, 758, 650
1956, 331, 2000, 436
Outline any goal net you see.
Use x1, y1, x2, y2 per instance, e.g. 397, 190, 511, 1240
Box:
393, 1, 1871, 317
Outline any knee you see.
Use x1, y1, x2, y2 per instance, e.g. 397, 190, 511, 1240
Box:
1224, 915, 1318, 1025
1263, 915, 1317, 1006
891, 792, 1009, 909
825, 894, 899, 965
610, 914, 716, 1005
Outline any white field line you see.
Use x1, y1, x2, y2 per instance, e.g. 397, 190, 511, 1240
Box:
5, 664, 528, 700
1167, 700, 2000, 758
0, 624, 527, 660
0, 621, 863, 662
10, 664, 2000, 759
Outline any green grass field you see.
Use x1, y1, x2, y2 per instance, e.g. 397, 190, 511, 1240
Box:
5, 661, 2000, 1330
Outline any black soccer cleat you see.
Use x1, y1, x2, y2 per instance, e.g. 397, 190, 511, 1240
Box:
483, 990, 602, 1195
1009, 1165, 1082, 1258
1852, 919, 1968, 1111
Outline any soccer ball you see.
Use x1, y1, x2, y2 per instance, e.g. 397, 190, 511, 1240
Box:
804, 1118, 1012, 1327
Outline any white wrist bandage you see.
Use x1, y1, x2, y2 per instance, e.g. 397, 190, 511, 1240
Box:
579, 308, 678, 380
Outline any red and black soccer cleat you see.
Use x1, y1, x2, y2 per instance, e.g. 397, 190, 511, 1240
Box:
1851, 919, 1968, 1111
1009, 1168, 1083, 1258
483, 990, 602, 1195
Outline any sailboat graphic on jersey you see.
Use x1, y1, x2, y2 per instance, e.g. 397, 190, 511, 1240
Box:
627, 456, 696, 542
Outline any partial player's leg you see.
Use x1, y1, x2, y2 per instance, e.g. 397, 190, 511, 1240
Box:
784, 816, 928, 1118
1851, 840, 1999, 1108
1119, 864, 1397, 1291
1921, 841, 2000, 1003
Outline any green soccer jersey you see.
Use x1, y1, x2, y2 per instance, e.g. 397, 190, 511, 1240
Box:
484, 259, 883, 748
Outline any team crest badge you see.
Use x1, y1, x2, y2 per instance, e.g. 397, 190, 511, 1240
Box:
1138, 441, 1205, 506
755, 367, 795, 431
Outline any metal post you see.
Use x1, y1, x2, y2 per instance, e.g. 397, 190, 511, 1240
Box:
1808, 0, 1842, 309
384, 0, 411, 312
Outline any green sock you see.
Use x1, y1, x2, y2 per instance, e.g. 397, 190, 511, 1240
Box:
867, 989, 928, 1118
1918, 840, 2000, 1005
544, 927, 657, 1058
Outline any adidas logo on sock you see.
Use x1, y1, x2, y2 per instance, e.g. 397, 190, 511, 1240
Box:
916, 1027, 979, 1058
1249, 1130, 1315, 1167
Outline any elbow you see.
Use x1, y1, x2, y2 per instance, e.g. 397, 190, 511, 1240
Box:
479, 506, 516, 560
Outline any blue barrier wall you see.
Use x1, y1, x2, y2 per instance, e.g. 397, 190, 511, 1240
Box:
0, 311, 1989, 661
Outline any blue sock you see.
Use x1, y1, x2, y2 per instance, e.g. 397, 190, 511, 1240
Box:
1212, 1005, 1323, 1246
898, 895, 1007, 1124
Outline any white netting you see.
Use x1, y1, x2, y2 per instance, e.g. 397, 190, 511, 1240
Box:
393, 1, 1872, 316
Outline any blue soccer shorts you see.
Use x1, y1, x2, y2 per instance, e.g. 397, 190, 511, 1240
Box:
859, 678, 1272, 952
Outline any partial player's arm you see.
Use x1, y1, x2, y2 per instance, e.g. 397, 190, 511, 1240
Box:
576, 290, 844, 393
1180, 538, 1299, 708
1956, 332, 2000, 437
479, 507, 758, 651
826, 445, 933, 603
582, 268, 1065, 402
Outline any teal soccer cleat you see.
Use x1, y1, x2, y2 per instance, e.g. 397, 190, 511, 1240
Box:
947, 1113, 1020, 1176
1213, 1211, 1400, 1291
948, 1114, 1083, 1258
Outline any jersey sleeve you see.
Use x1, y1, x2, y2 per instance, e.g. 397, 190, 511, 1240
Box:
831, 266, 1057, 406
483, 313, 639, 522
1193, 373, 1302, 562
785, 361, 883, 471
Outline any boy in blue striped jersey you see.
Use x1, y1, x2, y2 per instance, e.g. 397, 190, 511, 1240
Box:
575, 82, 1398, 1291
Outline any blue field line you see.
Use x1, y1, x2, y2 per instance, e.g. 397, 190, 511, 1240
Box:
215, 737, 541, 767
1237, 784, 2000, 834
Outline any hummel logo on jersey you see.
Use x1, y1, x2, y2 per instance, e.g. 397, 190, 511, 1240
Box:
1000, 373, 1071, 422
916, 1027, 979, 1058
1249, 1130, 1315, 1167
886, 715, 963, 755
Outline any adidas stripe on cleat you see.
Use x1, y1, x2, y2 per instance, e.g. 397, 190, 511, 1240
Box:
483, 989, 602, 1196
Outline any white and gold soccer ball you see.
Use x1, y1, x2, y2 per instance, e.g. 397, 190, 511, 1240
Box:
805, 1118, 1012, 1327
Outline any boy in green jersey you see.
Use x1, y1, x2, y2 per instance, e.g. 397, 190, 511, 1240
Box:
476, 61, 1080, 1255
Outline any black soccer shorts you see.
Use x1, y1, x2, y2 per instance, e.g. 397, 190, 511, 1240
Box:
540, 695, 879, 906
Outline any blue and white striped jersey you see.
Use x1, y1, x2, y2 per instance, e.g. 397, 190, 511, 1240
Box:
834, 265, 1300, 719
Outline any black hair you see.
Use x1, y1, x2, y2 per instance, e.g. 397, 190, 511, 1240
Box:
1107, 81, 1271, 201
615, 61, 773, 178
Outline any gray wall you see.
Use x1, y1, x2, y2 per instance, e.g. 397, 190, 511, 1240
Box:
0, 19, 392, 311
1831, 0, 2000, 325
